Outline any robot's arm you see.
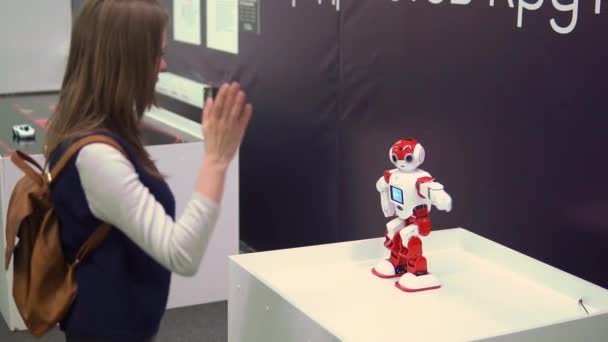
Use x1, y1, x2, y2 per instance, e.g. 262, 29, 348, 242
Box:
417, 178, 452, 212
376, 174, 395, 217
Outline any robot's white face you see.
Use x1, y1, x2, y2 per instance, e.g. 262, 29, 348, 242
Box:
389, 141, 425, 172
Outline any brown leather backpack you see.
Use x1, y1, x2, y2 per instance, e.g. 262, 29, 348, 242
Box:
4, 135, 126, 337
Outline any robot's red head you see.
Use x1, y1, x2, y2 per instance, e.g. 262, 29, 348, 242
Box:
391, 138, 419, 162
389, 138, 425, 171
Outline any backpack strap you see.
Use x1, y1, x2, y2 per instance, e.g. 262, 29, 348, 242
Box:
50, 135, 129, 267
72, 222, 112, 266
10, 151, 46, 186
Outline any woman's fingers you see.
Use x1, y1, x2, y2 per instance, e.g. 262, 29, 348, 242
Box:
221, 83, 240, 118
230, 91, 246, 121
212, 83, 230, 119
241, 103, 253, 132
202, 97, 213, 125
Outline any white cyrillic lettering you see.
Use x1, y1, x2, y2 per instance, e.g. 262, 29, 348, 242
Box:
550, 0, 578, 34
518, 0, 544, 28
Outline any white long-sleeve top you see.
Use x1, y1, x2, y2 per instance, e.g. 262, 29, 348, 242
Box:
75, 143, 220, 276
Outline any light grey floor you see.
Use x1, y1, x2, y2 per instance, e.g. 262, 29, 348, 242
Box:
0, 301, 228, 342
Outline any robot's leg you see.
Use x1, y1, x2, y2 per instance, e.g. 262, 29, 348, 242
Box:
384, 217, 408, 270
405, 236, 428, 275
383, 217, 405, 246
372, 235, 408, 278
372, 218, 408, 278
394, 224, 424, 274
405, 206, 431, 274
389, 232, 408, 273
395, 234, 441, 292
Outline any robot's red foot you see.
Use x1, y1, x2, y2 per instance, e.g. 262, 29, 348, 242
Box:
395, 273, 441, 292
371, 259, 406, 279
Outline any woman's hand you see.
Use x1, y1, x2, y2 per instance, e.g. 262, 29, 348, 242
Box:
201, 82, 253, 167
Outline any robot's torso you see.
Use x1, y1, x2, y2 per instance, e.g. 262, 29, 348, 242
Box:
384, 168, 432, 220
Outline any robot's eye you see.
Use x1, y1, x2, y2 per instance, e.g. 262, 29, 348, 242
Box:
391, 154, 397, 163
406, 155, 413, 162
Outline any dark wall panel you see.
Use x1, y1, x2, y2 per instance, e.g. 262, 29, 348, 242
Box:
159, 0, 342, 250
339, 1, 608, 287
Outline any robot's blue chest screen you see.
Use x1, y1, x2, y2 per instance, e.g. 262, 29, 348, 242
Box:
390, 185, 404, 205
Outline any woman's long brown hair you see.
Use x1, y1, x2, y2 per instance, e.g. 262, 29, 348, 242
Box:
45, 0, 168, 178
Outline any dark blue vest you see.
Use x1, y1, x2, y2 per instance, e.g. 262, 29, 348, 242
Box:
49, 133, 174, 341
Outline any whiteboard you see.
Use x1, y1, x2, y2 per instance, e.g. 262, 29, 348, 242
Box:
0, 0, 72, 94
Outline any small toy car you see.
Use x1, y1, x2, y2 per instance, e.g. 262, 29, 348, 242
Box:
12, 124, 36, 140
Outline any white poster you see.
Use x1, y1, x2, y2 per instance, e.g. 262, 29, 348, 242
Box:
207, 0, 239, 54
174, 0, 202, 45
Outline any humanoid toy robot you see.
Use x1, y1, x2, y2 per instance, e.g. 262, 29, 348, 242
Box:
372, 138, 452, 292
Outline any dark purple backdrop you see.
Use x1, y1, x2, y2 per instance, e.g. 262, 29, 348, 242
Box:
73, 0, 608, 288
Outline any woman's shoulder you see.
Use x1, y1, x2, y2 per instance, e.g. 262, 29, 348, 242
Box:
76, 143, 133, 176
49, 131, 132, 167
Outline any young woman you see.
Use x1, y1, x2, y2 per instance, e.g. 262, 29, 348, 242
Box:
44, 1, 252, 341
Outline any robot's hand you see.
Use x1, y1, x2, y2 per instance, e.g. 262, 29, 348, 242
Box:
377, 176, 395, 217
420, 181, 452, 212
433, 191, 452, 212
376, 176, 389, 192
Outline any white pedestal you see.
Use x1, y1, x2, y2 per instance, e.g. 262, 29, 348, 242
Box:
229, 228, 608, 342
0, 141, 239, 330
